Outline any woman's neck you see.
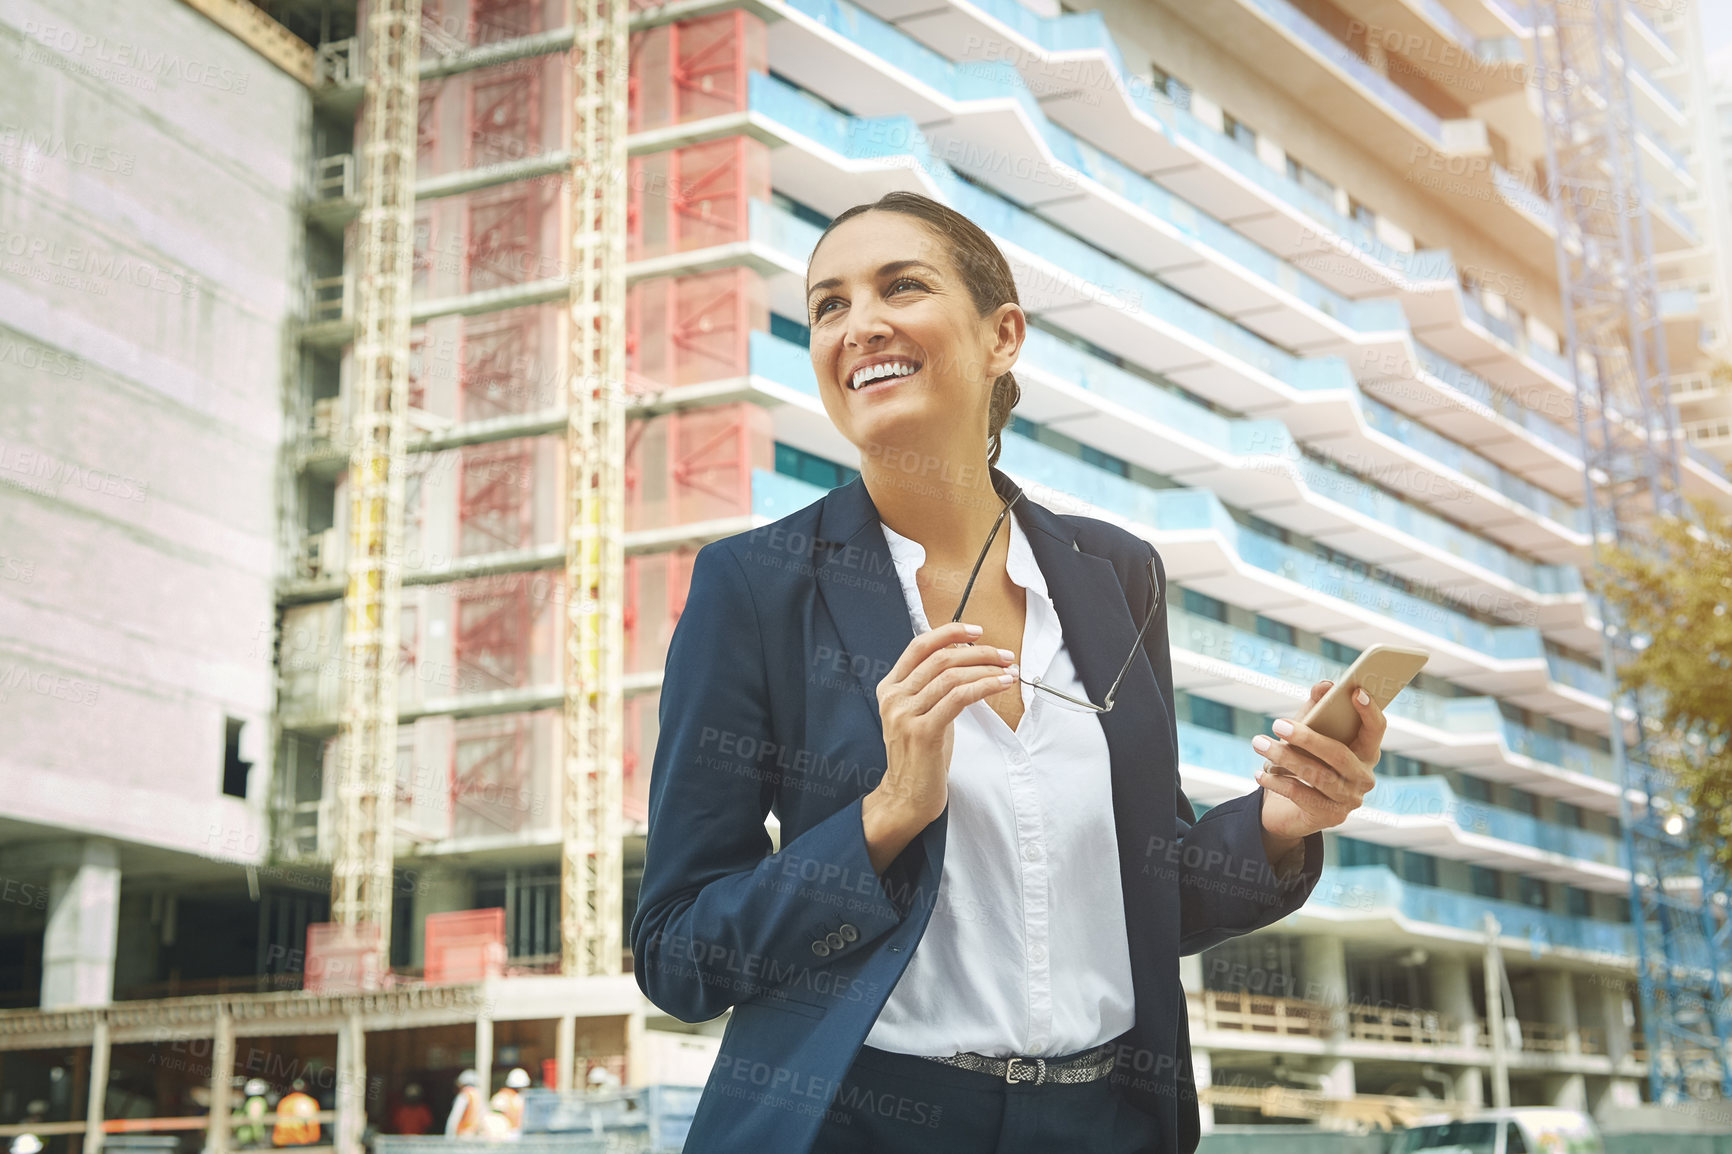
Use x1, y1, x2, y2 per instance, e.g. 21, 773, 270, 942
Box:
860, 450, 1007, 570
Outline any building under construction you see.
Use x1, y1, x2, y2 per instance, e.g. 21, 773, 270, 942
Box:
1, 0, 1729, 1147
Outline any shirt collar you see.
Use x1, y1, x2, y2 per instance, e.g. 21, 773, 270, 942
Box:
879, 508, 1048, 600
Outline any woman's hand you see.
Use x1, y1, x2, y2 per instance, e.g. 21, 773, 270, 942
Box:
861, 621, 1017, 873
1254, 679, 1386, 850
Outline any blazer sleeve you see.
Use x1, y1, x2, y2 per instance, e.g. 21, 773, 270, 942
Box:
630, 540, 909, 1024
1134, 539, 1323, 955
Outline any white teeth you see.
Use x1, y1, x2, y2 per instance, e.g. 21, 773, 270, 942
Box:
850, 361, 917, 390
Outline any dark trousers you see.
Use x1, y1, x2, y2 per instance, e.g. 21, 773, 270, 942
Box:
808, 1043, 1162, 1153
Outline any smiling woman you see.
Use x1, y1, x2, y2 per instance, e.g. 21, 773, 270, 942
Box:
802, 191, 1023, 468
631, 187, 1362, 1154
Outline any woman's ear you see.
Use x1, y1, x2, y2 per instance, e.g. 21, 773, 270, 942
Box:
986, 301, 1025, 378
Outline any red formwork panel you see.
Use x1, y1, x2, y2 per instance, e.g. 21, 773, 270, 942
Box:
453, 707, 560, 839
624, 548, 698, 674
407, 53, 573, 181
305, 922, 385, 993
450, 568, 565, 692
626, 266, 767, 393
424, 908, 507, 984
625, 401, 775, 531
389, 173, 567, 302
346, 305, 563, 425
629, 11, 767, 134
628, 137, 771, 262
623, 689, 661, 825
444, 433, 562, 558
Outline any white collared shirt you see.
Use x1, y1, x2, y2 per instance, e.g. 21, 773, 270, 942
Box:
862, 512, 1137, 1059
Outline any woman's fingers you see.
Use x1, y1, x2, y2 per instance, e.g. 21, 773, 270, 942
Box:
1257, 763, 1349, 821
883, 621, 982, 687
1346, 687, 1388, 763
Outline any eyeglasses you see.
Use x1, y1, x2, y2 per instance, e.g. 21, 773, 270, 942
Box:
949, 490, 1160, 714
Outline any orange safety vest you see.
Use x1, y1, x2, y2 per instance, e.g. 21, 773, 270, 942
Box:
489, 1088, 523, 1130
271, 1093, 320, 1147
454, 1086, 486, 1136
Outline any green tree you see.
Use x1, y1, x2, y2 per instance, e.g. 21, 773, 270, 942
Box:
1588, 495, 1732, 877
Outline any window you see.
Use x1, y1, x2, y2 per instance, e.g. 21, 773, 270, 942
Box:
1399, 851, 1437, 887
1508, 787, 1539, 817
1222, 112, 1256, 151
769, 312, 810, 347
1385, 754, 1424, 778
1506, 1121, 1530, 1154
1255, 615, 1296, 647
222, 717, 252, 799
1182, 588, 1227, 622
1518, 876, 1549, 909
1566, 885, 1592, 919
774, 443, 858, 489
1459, 775, 1492, 803
1321, 638, 1360, 665
1348, 197, 1377, 229
1470, 865, 1501, 899
1556, 801, 1583, 829
1189, 695, 1235, 734
1339, 837, 1394, 870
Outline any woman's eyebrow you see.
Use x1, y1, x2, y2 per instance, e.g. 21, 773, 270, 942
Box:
806, 259, 941, 301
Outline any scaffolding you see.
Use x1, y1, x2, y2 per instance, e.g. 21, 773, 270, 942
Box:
1530, 0, 1732, 1103
330, 0, 424, 964
561, 0, 629, 978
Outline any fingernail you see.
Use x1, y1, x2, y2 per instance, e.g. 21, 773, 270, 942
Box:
997, 648, 1016, 661
1006, 664, 1020, 675
1252, 735, 1272, 753
964, 623, 983, 635
1272, 719, 1294, 738
1355, 689, 1370, 705
1319, 680, 1333, 690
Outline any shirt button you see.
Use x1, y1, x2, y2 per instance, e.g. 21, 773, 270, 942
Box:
1030, 944, 1047, 964
1024, 844, 1042, 862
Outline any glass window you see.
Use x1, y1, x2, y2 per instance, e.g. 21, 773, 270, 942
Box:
1506, 1121, 1530, 1154
1222, 112, 1256, 151
1508, 787, 1539, 817
1182, 588, 1228, 622
1255, 616, 1296, 646
1519, 876, 1549, 909
1390, 1122, 1496, 1154
769, 311, 809, 347
1470, 865, 1501, 899
1189, 695, 1235, 734
1459, 775, 1492, 803
1567, 886, 1592, 919
1321, 638, 1361, 664
1339, 837, 1395, 870
1400, 851, 1437, 887
774, 442, 858, 489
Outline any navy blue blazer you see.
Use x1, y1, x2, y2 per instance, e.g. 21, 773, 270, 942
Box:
631, 465, 1323, 1154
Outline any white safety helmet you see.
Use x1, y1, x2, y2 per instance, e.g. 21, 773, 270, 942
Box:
505, 1068, 530, 1089
11, 1137, 44, 1154
245, 1079, 269, 1098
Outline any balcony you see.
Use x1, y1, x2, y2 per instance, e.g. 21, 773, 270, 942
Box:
1174, 723, 1627, 885
1306, 865, 1638, 962
737, 101, 1595, 560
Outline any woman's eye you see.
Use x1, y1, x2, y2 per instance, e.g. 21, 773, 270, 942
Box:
812, 279, 924, 320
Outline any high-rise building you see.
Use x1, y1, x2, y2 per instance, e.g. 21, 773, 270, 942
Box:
1, 0, 1728, 1142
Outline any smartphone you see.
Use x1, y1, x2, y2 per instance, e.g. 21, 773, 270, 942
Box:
1297, 643, 1430, 744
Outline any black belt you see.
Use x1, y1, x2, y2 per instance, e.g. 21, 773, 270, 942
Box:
917, 1040, 1118, 1086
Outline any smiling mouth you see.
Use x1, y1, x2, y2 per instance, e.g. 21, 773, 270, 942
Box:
848, 361, 923, 392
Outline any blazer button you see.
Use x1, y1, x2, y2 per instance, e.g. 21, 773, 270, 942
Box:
838, 923, 859, 942
825, 931, 845, 951
811, 940, 832, 957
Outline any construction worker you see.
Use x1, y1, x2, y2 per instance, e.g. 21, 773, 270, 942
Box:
7, 1100, 48, 1154
389, 1083, 432, 1136
444, 1069, 486, 1138
272, 1079, 320, 1147
585, 1066, 620, 1094
488, 1069, 530, 1133
233, 1080, 271, 1149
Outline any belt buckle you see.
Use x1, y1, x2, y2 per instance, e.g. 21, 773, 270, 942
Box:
1004, 1057, 1044, 1085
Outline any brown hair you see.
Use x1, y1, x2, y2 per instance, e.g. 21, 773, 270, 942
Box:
807, 191, 1022, 467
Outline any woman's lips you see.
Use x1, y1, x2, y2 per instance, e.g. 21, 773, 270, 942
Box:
850, 366, 920, 394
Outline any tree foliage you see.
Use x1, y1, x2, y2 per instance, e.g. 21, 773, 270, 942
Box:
1587, 496, 1732, 878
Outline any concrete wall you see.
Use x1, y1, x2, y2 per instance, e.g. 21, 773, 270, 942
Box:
0, 0, 308, 863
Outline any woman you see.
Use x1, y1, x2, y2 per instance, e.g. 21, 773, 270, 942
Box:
630, 191, 1386, 1154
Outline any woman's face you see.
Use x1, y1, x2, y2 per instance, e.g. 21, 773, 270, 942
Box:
805, 211, 1020, 467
